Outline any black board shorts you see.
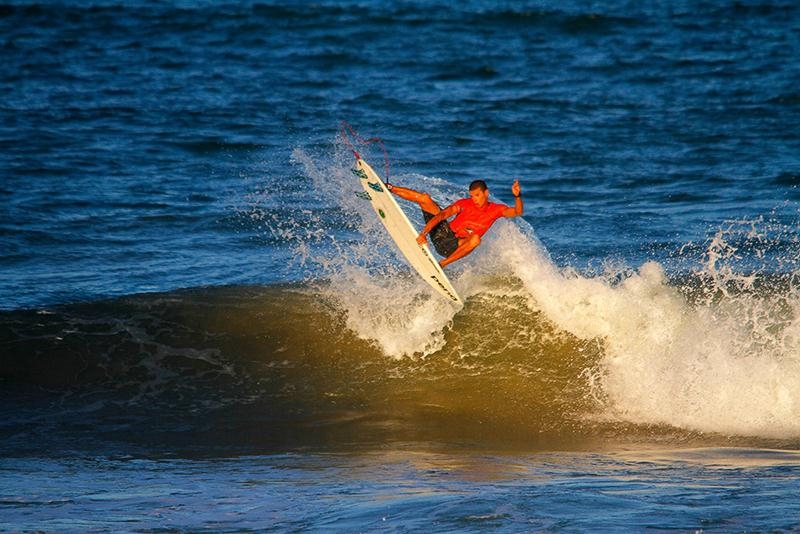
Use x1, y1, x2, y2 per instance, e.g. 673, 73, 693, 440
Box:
423, 210, 459, 258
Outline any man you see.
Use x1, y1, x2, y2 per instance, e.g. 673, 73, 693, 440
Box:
387, 179, 523, 268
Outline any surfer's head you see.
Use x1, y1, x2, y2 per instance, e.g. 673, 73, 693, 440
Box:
468, 180, 489, 207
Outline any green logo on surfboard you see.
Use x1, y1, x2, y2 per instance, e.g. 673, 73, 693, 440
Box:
351, 168, 367, 180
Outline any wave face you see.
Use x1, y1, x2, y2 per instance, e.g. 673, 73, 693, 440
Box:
3, 148, 799, 456
0, 284, 602, 455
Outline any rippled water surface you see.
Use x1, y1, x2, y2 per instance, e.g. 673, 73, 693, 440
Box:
2, 0, 800, 531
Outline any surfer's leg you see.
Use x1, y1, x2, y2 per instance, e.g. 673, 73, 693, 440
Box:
440, 234, 481, 268
387, 185, 441, 215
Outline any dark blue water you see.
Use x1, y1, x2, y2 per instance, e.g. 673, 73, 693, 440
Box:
2, 1, 800, 531
3, 0, 798, 309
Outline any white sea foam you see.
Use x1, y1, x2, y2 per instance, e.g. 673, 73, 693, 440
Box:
498, 219, 800, 439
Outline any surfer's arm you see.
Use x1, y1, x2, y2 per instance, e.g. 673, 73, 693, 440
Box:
503, 180, 523, 217
417, 204, 460, 245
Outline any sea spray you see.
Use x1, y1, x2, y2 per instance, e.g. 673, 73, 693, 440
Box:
289, 144, 465, 357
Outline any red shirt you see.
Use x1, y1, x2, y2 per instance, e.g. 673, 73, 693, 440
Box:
448, 198, 508, 238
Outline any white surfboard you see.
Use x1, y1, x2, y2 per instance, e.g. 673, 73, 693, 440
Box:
353, 156, 463, 305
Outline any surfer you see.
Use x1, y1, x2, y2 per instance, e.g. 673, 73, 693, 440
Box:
387, 179, 523, 268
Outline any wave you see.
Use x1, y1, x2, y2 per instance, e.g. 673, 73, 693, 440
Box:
1, 271, 797, 454
3, 142, 800, 455
286, 142, 800, 443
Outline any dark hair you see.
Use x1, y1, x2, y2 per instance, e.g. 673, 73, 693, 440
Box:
469, 180, 488, 192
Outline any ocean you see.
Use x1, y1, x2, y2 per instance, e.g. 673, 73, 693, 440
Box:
2, 0, 800, 531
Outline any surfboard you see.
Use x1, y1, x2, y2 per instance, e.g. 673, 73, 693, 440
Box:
352, 156, 463, 305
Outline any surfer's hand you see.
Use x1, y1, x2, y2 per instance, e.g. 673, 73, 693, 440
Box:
511, 180, 521, 198
416, 233, 427, 245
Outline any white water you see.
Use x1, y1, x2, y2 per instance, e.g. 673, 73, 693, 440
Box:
500, 220, 800, 439
292, 145, 800, 439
